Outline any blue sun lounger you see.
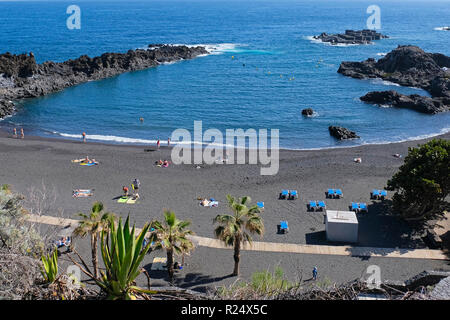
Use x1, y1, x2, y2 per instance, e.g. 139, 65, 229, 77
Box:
279, 221, 289, 234
317, 201, 326, 211
309, 201, 317, 211
351, 202, 359, 212
257, 202, 265, 210
335, 189, 343, 198
280, 189, 289, 199
359, 202, 368, 212
327, 189, 335, 198
380, 190, 387, 199
371, 189, 380, 199
289, 190, 298, 200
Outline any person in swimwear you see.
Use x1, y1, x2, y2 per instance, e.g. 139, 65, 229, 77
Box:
123, 186, 129, 197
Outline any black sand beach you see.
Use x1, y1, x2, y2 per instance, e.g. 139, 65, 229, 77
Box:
0, 129, 449, 291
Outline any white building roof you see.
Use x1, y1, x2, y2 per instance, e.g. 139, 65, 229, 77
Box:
326, 210, 358, 224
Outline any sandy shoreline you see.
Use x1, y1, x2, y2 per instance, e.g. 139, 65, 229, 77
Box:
0, 128, 449, 291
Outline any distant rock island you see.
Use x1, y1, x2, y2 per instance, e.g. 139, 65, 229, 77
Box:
338, 45, 450, 114
313, 29, 388, 45
0, 45, 208, 119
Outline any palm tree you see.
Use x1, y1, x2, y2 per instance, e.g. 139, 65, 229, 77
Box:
149, 210, 195, 283
73, 201, 116, 279
213, 195, 264, 276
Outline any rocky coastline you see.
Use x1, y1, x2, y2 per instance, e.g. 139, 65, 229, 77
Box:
0, 45, 208, 119
338, 45, 450, 114
313, 29, 388, 45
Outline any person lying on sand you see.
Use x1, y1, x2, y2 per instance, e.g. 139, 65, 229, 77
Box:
72, 156, 90, 163
155, 160, 170, 167
200, 198, 211, 207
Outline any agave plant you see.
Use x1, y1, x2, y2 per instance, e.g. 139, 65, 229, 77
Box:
41, 249, 58, 283
96, 215, 154, 300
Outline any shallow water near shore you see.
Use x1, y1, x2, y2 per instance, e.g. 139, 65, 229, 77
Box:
1, 0, 450, 149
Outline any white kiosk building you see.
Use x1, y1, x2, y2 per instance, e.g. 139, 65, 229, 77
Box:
325, 210, 359, 243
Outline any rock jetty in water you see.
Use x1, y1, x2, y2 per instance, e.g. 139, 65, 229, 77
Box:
329, 126, 360, 140
313, 29, 388, 45
338, 45, 450, 114
0, 45, 208, 119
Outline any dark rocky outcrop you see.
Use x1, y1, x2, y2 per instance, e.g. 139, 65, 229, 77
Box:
314, 29, 388, 45
338, 45, 450, 113
360, 90, 449, 114
0, 45, 208, 119
329, 126, 360, 140
301, 108, 314, 116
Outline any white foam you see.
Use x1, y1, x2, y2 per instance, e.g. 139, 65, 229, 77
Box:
284, 127, 450, 151
376, 52, 387, 56
370, 78, 401, 87
304, 36, 361, 47
434, 27, 450, 31
173, 43, 241, 55
55, 131, 239, 148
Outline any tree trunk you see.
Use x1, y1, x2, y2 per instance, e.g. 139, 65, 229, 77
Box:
92, 233, 98, 279
167, 249, 174, 283
232, 237, 241, 276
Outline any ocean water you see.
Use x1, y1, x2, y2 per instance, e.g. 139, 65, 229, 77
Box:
1, 0, 449, 149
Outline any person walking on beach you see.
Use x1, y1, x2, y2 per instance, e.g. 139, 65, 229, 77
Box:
82, 132, 86, 143
157, 139, 160, 149
12, 128, 17, 138
312, 266, 318, 281
20, 128, 24, 139
167, 137, 170, 146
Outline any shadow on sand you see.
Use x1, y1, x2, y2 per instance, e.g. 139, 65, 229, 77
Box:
305, 200, 430, 259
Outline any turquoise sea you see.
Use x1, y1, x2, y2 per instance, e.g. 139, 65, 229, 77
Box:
1, 0, 449, 149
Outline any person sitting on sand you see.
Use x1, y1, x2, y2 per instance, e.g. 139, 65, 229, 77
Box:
81, 156, 90, 163
162, 160, 169, 168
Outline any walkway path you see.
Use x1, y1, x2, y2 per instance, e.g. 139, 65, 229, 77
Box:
27, 214, 449, 260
